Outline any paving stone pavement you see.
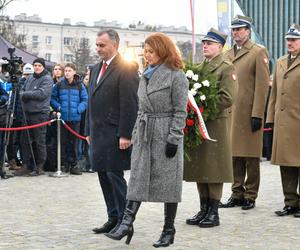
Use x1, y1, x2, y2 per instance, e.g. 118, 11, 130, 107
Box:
0, 160, 299, 250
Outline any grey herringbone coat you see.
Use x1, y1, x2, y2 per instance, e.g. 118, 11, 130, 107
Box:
127, 64, 188, 202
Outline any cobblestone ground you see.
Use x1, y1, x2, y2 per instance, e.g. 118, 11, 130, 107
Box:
0, 160, 299, 250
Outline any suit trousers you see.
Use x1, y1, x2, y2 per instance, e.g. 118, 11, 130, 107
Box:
97, 170, 127, 221
197, 183, 223, 201
280, 166, 300, 207
231, 156, 260, 201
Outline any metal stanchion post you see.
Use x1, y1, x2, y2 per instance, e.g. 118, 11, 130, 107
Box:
50, 112, 68, 177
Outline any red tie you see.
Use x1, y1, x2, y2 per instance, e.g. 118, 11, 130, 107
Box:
99, 62, 107, 79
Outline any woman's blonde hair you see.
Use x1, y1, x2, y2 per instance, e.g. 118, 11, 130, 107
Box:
52, 63, 65, 79
144, 33, 183, 70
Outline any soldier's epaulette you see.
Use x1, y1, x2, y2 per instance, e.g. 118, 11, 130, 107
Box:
253, 43, 266, 50
223, 60, 232, 65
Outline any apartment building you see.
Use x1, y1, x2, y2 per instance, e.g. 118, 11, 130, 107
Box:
14, 13, 202, 65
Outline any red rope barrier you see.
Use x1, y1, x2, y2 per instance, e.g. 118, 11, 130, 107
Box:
263, 128, 273, 132
0, 119, 55, 131
61, 120, 87, 141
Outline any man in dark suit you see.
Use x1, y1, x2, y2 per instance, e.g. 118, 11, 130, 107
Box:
86, 29, 139, 234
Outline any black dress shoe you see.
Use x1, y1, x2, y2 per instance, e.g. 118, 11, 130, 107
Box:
241, 200, 255, 210
294, 208, 300, 218
93, 219, 118, 234
219, 197, 245, 208
275, 206, 298, 216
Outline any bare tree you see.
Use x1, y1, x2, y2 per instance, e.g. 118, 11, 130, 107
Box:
0, 0, 16, 12
0, 15, 27, 49
177, 41, 203, 63
71, 37, 93, 75
0, 0, 27, 49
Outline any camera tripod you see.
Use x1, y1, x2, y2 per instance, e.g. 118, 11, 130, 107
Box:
0, 77, 37, 180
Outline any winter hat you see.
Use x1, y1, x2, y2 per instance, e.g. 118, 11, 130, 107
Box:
33, 58, 46, 68
23, 63, 34, 74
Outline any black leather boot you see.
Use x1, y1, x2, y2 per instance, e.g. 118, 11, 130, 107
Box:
104, 200, 141, 245
199, 199, 220, 228
153, 203, 177, 248
186, 197, 208, 225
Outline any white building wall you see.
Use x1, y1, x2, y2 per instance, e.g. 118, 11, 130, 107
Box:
14, 20, 202, 65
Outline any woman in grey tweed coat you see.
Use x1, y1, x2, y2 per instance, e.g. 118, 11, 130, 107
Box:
105, 33, 188, 248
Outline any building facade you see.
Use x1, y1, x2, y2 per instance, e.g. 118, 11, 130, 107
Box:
13, 14, 202, 68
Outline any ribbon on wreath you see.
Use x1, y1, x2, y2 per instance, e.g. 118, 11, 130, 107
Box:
187, 91, 216, 141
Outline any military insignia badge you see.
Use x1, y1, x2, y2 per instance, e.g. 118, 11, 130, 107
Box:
264, 58, 269, 64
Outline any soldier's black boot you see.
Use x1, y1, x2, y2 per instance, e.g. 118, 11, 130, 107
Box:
153, 203, 177, 248
199, 199, 220, 228
186, 197, 208, 225
104, 200, 141, 245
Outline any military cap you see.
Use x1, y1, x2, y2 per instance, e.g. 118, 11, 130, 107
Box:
285, 24, 300, 39
202, 28, 228, 46
230, 15, 253, 29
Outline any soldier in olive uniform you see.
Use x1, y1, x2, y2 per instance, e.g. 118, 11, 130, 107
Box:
184, 28, 238, 227
266, 24, 300, 218
220, 15, 270, 210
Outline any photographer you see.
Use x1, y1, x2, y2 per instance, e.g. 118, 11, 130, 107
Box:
7, 64, 34, 171
15, 58, 53, 176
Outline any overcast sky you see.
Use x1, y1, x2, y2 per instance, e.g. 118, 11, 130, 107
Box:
5, 0, 218, 34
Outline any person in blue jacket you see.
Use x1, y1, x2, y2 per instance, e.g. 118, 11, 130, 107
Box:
51, 63, 88, 175
0, 80, 9, 174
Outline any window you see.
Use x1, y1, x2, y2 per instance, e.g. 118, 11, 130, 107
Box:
79, 38, 89, 48
32, 35, 38, 48
64, 37, 73, 46
45, 53, 51, 61
45, 36, 52, 45
64, 54, 73, 62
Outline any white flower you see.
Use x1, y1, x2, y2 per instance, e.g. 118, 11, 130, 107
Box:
202, 80, 210, 87
185, 70, 194, 78
190, 88, 197, 96
193, 82, 202, 90
200, 95, 206, 101
192, 74, 199, 81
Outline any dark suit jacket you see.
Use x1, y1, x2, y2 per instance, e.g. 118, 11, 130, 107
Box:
86, 54, 139, 171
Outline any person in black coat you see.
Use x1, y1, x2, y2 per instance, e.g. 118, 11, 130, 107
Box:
86, 29, 139, 234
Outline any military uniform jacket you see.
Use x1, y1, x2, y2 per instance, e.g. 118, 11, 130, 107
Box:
184, 54, 238, 183
127, 64, 188, 202
225, 40, 269, 157
266, 55, 300, 166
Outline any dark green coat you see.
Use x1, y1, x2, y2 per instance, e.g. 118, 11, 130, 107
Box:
184, 54, 238, 183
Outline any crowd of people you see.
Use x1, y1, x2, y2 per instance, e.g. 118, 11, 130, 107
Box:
0, 14, 300, 248
0, 58, 92, 177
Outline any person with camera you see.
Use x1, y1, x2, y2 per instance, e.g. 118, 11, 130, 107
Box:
15, 58, 53, 176
6, 63, 34, 171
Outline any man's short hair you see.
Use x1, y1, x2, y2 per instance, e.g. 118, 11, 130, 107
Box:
97, 29, 120, 44
64, 63, 76, 71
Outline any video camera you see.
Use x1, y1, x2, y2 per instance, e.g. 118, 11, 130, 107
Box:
1, 48, 23, 83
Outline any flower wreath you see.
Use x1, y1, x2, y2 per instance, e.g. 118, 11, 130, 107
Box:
183, 61, 219, 160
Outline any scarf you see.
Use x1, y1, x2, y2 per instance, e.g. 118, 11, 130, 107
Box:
143, 64, 161, 80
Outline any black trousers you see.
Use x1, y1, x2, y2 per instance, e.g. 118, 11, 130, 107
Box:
61, 121, 80, 166
97, 170, 127, 221
21, 113, 48, 167
7, 120, 23, 161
